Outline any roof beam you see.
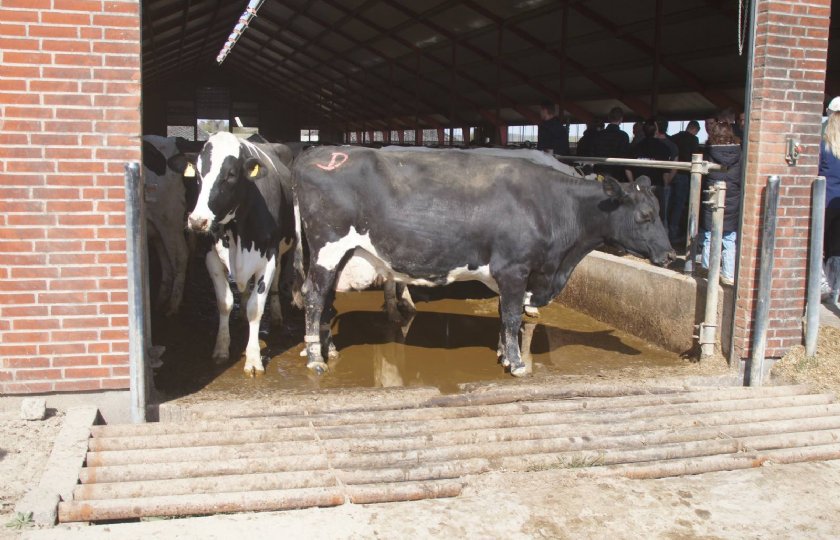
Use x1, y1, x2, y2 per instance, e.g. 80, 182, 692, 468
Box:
460, 0, 652, 118
571, 2, 739, 111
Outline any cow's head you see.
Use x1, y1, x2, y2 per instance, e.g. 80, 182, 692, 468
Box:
601, 176, 675, 266
187, 131, 268, 234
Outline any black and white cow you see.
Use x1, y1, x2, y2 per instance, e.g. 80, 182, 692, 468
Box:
292, 146, 674, 376
188, 131, 295, 375
141, 135, 203, 317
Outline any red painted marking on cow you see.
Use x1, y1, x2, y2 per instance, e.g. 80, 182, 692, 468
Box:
316, 152, 349, 171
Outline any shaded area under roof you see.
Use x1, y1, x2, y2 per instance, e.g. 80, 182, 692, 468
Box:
142, 0, 840, 130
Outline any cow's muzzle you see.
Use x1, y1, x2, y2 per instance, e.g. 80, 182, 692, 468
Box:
188, 214, 211, 233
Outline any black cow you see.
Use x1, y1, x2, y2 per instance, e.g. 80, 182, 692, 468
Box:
141, 135, 203, 317
187, 131, 295, 375
292, 146, 674, 376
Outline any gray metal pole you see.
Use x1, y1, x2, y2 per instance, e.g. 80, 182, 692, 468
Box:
685, 153, 705, 274
805, 177, 826, 356
748, 176, 781, 387
125, 162, 147, 423
700, 181, 727, 358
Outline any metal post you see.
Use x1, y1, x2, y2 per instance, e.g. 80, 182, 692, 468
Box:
684, 153, 704, 274
748, 176, 781, 386
699, 181, 727, 358
805, 177, 826, 356
125, 162, 148, 423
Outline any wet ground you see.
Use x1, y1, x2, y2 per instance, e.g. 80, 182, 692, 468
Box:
148, 252, 687, 402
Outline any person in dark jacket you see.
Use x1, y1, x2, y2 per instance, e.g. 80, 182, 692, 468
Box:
701, 118, 742, 286
820, 109, 840, 300
667, 120, 701, 244
575, 120, 602, 157
626, 119, 673, 219
537, 101, 570, 156
592, 106, 630, 180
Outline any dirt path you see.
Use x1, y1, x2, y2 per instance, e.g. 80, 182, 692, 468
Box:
19, 462, 840, 539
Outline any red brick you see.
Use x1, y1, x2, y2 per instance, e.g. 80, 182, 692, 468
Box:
2, 305, 49, 317
1, 65, 41, 78
0, 37, 40, 51
51, 304, 97, 316
0, 9, 39, 22
53, 379, 102, 392
3, 52, 51, 64
92, 41, 138, 54
40, 11, 91, 25
29, 25, 79, 38
39, 342, 86, 355
0, 344, 38, 356
42, 66, 92, 80
2, 382, 54, 394
100, 354, 128, 366
3, 357, 51, 369
42, 94, 92, 107
100, 378, 129, 390
54, 52, 102, 66
31, 80, 81, 93
13, 318, 59, 330
0, 79, 27, 91
52, 356, 97, 367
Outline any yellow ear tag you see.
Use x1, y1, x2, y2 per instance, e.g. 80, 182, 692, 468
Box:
183, 163, 196, 178
250, 164, 260, 178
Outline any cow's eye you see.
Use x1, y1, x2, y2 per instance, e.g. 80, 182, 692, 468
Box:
636, 209, 655, 223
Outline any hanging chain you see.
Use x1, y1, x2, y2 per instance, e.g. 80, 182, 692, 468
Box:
738, 0, 748, 56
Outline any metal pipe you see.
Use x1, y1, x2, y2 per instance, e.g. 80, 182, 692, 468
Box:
748, 176, 781, 386
124, 163, 147, 424
557, 155, 722, 173
685, 153, 705, 273
700, 181, 727, 358
805, 177, 826, 356
216, 0, 265, 65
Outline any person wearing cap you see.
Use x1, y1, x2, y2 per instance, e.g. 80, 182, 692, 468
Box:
823, 97, 840, 136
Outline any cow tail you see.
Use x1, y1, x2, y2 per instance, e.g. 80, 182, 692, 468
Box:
291, 196, 305, 309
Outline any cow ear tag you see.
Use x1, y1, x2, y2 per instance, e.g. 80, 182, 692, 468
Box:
250, 164, 260, 178
183, 163, 196, 178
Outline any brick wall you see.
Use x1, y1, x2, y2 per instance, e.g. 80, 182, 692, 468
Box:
0, 0, 141, 394
733, 0, 831, 360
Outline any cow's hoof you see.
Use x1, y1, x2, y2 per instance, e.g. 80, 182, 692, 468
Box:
212, 354, 229, 365
244, 365, 265, 378
327, 344, 339, 360
524, 306, 540, 318
307, 361, 329, 375
510, 363, 532, 377
499, 356, 510, 368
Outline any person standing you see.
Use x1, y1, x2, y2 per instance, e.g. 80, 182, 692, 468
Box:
823, 97, 840, 136
627, 119, 673, 219
667, 120, 701, 245
592, 106, 630, 180
701, 117, 742, 286
820, 109, 840, 299
575, 120, 602, 157
537, 101, 570, 156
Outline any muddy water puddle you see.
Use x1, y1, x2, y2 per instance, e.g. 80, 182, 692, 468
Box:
152, 280, 684, 400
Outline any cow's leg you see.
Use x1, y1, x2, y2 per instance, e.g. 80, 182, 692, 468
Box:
148, 234, 173, 312
303, 265, 339, 374
383, 277, 402, 323
206, 247, 234, 364
497, 275, 529, 377
396, 283, 416, 317
243, 260, 275, 375
159, 227, 188, 317
519, 321, 536, 376
268, 256, 284, 325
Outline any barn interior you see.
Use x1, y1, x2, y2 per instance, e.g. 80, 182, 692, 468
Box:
138, 0, 840, 399
140, 0, 840, 145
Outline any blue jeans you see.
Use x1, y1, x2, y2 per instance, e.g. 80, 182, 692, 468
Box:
667, 173, 690, 241
702, 230, 737, 281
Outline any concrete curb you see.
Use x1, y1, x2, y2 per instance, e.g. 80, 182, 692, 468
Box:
15, 406, 99, 526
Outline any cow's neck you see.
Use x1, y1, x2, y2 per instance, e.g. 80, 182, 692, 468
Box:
543, 183, 614, 301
